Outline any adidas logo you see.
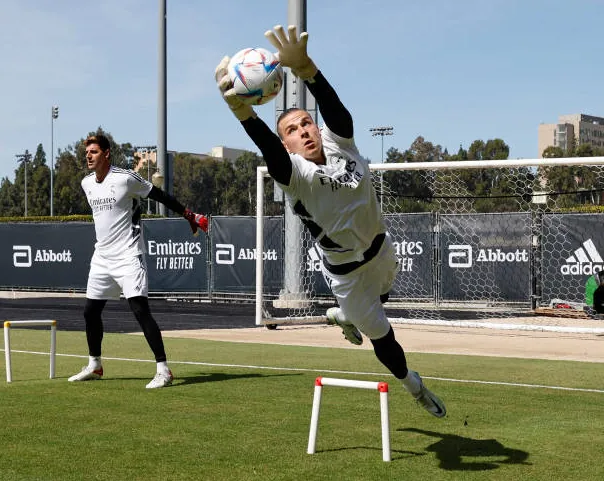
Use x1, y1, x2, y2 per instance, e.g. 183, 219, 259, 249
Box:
560, 238, 604, 275
306, 246, 322, 272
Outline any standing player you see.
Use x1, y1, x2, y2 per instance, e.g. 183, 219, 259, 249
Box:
215, 26, 446, 417
69, 134, 208, 389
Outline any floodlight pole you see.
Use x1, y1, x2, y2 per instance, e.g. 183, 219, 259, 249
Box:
157, 0, 169, 215
369, 126, 394, 209
50, 105, 59, 216
281, 0, 307, 299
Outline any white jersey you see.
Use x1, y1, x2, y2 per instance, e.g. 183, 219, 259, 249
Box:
277, 124, 386, 266
81, 166, 153, 260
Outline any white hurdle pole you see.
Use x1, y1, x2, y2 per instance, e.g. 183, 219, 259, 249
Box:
307, 376, 391, 462
4, 320, 57, 383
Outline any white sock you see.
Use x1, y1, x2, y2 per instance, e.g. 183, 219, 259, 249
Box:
332, 308, 347, 323
401, 370, 421, 396
89, 356, 102, 369
157, 361, 170, 374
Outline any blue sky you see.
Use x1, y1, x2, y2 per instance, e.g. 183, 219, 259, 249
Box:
2, 0, 603, 182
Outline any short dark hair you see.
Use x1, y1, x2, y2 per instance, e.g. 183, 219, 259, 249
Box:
84, 134, 111, 152
276, 108, 306, 139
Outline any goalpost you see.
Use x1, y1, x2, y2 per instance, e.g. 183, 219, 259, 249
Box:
256, 157, 604, 333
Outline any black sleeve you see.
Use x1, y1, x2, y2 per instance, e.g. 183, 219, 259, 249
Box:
305, 70, 353, 139
241, 116, 292, 186
146, 186, 186, 215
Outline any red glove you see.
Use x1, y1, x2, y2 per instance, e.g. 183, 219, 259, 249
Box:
183, 208, 209, 235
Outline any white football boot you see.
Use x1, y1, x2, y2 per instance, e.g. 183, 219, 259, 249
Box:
146, 370, 173, 389
405, 370, 446, 418
68, 365, 104, 382
326, 307, 363, 346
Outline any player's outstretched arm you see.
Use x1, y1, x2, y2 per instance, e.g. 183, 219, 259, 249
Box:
214, 56, 292, 185
147, 187, 208, 235
265, 25, 352, 139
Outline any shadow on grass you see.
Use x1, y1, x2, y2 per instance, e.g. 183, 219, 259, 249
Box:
398, 428, 531, 471
174, 371, 300, 386
317, 446, 426, 461
91, 372, 301, 386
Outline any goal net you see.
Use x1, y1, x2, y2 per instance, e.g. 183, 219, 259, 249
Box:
255, 157, 604, 333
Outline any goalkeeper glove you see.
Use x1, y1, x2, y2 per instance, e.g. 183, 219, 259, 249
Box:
214, 56, 257, 121
183, 208, 208, 236
264, 25, 318, 80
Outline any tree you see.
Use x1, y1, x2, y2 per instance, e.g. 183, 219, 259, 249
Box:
449, 144, 468, 161
54, 148, 88, 215
232, 151, 263, 215
172, 153, 215, 213
408, 136, 445, 162
542, 146, 564, 158
212, 159, 237, 214
483, 139, 509, 160
382, 146, 432, 212
0, 177, 21, 216
467, 140, 486, 160
28, 144, 51, 216
538, 141, 604, 207
575, 143, 595, 157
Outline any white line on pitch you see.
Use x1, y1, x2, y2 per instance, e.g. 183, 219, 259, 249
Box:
4, 349, 604, 394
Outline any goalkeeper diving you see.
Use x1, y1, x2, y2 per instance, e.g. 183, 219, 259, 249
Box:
215, 25, 446, 417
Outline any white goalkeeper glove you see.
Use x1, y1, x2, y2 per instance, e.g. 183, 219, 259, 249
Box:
264, 25, 318, 81
214, 56, 257, 121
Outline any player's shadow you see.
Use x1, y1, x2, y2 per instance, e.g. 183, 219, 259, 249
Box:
317, 446, 426, 461
174, 371, 300, 386
93, 372, 300, 386
398, 428, 531, 471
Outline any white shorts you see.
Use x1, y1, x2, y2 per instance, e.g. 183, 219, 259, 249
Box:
322, 234, 399, 340
86, 251, 148, 300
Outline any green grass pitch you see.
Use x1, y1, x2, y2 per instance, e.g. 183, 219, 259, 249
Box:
1, 329, 603, 481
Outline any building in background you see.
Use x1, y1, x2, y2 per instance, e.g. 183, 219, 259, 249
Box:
209, 146, 249, 163
538, 113, 604, 157
133, 146, 249, 172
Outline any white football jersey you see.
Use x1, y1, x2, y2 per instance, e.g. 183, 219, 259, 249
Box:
81, 166, 153, 259
278, 124, 386, 266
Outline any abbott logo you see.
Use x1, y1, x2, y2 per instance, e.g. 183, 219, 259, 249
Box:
560, 239, 604, 275
215, 244, 234, 265
448, 245, 472, 268
13, 245, 32, 268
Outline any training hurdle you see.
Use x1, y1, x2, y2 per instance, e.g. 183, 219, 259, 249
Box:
4, 320, 57, 383
308, 376, 391, 462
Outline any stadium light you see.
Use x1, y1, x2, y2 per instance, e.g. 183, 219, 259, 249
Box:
50, 105, 59, 216
15, 149, 33, 217
369, 126, 394, 209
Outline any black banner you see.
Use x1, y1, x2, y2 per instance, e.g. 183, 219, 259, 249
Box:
211, 216, 283, 293
541, 213, 604, 304
0, 223, 95, 289
439, 213, 532, 303
143, 219, 208, 293
302, 235, 331, 296
385, 213, 434, 299
6, 213, 599, 307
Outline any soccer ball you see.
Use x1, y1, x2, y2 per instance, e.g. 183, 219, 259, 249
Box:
227, 48, 283, 105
